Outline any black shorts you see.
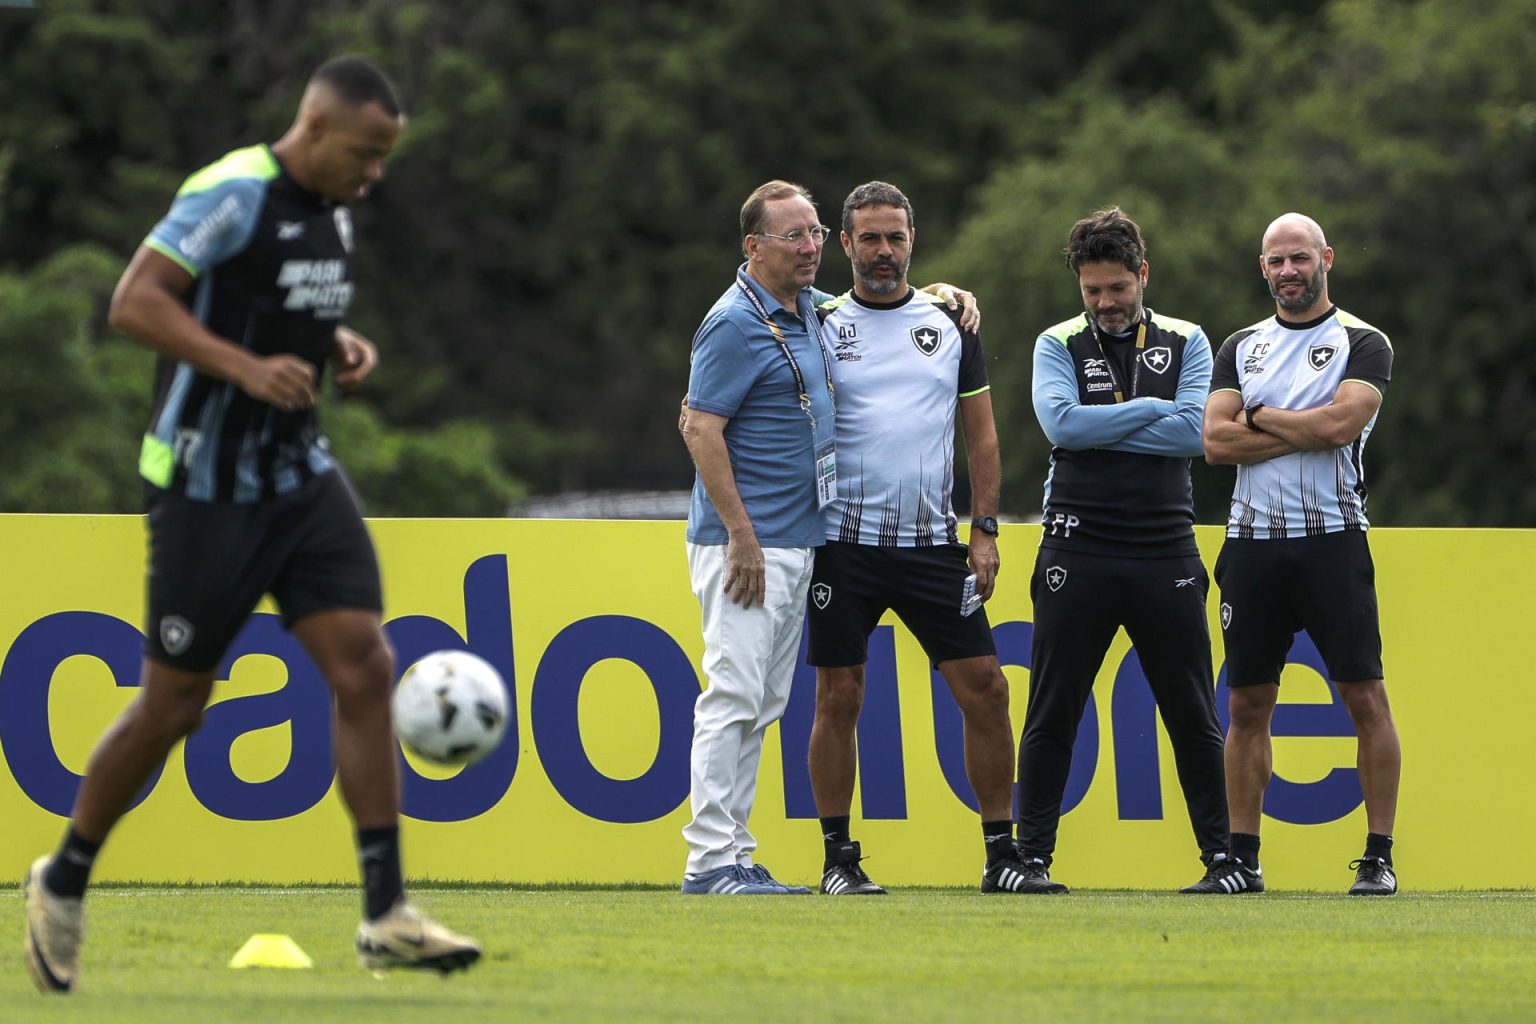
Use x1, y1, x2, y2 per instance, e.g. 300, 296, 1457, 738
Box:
806, 541, 995, 667
1214, 530, 1383, 686
144, 469, 382, 672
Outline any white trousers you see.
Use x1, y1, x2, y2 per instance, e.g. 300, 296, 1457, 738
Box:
683, 542, 814, 875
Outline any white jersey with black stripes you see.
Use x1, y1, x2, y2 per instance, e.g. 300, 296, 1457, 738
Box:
816, 288, 989, 547
1210, 307, 1393, 539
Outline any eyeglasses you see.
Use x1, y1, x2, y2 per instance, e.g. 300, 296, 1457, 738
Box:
756, 225, 831, 246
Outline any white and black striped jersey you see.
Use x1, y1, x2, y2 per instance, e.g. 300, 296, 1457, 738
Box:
815, 288, 989, 546
1211, 307, 1392, 539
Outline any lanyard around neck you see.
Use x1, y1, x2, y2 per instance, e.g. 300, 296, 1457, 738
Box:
736, 272, 836, 415
1090, 317, 1148, 403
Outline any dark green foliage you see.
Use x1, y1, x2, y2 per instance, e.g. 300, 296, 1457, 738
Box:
937, 0, 1536, 526
0, 245, 149, 511
0, 0, 1528, 521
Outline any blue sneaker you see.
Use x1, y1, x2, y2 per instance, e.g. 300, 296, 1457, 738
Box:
747, 863, 812, 895
680, 864, 792, 895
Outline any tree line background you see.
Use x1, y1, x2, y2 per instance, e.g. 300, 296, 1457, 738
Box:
1, 0, 1531, 524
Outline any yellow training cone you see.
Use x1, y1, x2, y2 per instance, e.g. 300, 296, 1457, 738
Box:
228, 934, 314, 969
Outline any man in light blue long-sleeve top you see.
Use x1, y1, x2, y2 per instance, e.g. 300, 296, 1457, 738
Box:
1013, 207, 1250, 895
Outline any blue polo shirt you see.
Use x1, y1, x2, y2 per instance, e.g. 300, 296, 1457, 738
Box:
686, 266, 835, 547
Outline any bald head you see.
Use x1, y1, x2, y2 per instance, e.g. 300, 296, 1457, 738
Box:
1259, 212, 1333, 320
1262, 212, 1327, 253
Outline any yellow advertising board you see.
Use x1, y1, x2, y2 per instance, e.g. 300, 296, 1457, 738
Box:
0, 517, 1529, 890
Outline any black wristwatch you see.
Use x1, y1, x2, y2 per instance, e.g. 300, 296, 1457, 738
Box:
970, 515, 999, 536
1244, 403, 1265, 431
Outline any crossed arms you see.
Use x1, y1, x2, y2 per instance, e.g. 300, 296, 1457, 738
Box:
1030, 330, 1210, 457
1201, 381, 1382, 465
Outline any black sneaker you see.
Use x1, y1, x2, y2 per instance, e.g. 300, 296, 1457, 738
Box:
1180, 852, 1264, 894
982, 851, 1068, 894
1348, 857, 1398, 896
820, 841, 886, 895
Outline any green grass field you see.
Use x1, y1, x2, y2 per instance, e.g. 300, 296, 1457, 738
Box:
4, 886, 1533, 1023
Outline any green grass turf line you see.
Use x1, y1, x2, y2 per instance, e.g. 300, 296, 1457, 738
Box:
58, 879, 687, 892
41, 879, 1536, 893
3, 890, 1533, 1023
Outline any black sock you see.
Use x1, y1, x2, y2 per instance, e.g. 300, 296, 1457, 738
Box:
982, 820, 1014, 865
1364, 832, 1394, 865
1231, 832, 1262, 872
820, 815, 852, 867
358, 825, 404, 921
44, 828, 103, 900
819, 815, 851, 844
820, 814, 851, 854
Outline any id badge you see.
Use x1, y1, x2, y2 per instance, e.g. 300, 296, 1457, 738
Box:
814, 439, 837, 509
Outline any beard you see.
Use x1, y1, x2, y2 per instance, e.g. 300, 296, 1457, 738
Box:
1091, 296, 1144, 335
853, 253, 910, 296
1269, 265, 1326, 312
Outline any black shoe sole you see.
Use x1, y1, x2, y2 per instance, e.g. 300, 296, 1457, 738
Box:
25, 925, 74, 993
361, 947, 482, 974
981, 881, 1069, 894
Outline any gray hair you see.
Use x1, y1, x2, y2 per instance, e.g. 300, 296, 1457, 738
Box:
841, 181, 914, 235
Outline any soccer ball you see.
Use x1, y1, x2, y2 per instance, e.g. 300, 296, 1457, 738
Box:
392, 650, 509, 766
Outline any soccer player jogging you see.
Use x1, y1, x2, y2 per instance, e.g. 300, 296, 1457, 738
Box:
806, 181, 1029, 895
22, 58, 480, 995
1202, 212, 1402, 896
1016, 207, 1242, 895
